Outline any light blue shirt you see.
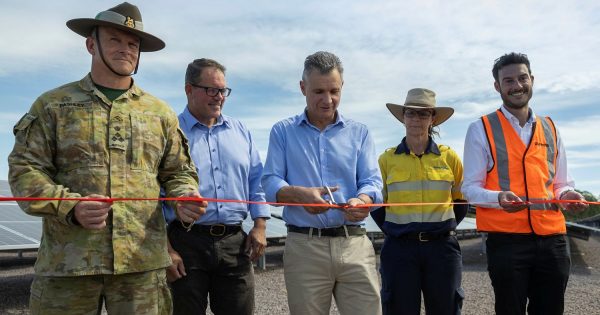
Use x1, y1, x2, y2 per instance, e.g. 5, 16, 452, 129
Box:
262, 111, 383, 228
164, 107, 270, 225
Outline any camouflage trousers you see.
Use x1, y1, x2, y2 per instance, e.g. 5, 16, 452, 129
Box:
29, 269, 172, 315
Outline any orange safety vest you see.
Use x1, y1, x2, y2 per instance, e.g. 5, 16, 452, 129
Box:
476, 109, 566, 235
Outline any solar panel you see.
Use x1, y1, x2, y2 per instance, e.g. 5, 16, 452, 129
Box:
0, 202, 42, 251
243, 207, 287, 239
0, 179, 11, 197
458, 217, 477, 231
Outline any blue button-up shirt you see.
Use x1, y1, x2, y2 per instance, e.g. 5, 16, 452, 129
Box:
164, 108, 270, 225
262, 111, 382, 228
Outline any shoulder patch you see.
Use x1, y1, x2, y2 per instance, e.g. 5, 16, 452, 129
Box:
13, 113, 37, 135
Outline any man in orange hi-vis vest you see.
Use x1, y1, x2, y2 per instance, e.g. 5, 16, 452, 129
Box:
462, 52, 588, 315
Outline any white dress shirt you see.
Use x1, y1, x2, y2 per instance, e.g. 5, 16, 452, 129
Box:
461, 106, 575, 208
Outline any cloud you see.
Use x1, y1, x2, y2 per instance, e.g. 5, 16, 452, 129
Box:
3, 1, 600, 100
1, 0, 600, 193
0, 2, 91, 76
563, 148, 600, 186
555, 116, 600, 148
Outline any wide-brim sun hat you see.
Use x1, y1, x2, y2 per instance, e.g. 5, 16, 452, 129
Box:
66, 2, 165, 52
386, 88, 454, 126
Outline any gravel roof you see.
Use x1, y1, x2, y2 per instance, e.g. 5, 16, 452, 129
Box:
1, 237, 599, 315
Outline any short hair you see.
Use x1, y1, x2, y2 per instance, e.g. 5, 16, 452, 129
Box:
185, 58, 226, 85
492, 52, 532, 82
302, 51, 344, 81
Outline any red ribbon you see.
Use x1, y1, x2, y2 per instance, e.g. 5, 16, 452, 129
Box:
1, 196, 598, 207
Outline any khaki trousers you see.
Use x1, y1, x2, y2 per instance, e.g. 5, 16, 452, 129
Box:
29, 269, 172, 315
284, 231, 382, 315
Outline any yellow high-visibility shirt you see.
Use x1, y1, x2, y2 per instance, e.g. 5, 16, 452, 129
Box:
378, 137, 463, 235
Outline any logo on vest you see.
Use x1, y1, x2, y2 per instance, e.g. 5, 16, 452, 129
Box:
534, 142, 549, 148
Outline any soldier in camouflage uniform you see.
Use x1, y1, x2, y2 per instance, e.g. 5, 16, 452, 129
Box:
8, 3, 207, 315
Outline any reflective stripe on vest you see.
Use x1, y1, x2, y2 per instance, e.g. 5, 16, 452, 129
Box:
540, 118, 557, 193
385, 179, 454, 225
485, 113, 511, 191
476, 110, 565, 235
386, 208, 455, 225
386, 179, 454, 224
388, 180, 452, 192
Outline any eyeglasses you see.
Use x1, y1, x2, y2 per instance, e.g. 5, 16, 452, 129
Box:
404, 109, 434, 120
189, 83, 232, 97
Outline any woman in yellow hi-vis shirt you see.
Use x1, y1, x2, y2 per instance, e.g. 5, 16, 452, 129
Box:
373, 88, 467, 315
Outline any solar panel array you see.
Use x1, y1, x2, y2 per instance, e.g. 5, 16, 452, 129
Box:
0, 180, 42, 251
243, 208, 288, 239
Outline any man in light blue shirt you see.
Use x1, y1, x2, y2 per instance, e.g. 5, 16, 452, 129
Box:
164, 58, 270, 315
262, 51, 383, 315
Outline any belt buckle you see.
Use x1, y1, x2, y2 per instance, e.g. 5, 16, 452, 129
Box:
418, 232, 429, 242
209, 224, 226, 236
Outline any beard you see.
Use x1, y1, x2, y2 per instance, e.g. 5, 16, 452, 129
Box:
500, 86, 533, 109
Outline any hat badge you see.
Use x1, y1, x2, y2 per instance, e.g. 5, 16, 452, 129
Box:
124, 16, 135, 28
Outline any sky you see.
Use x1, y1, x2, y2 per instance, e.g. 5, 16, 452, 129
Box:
1, 0, 599, 195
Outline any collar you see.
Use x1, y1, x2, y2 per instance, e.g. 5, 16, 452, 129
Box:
180, 106, 229, 133
295, 109, 346, 128
79, 73, 143, 99
395, 136, 441, 155
500, 105, 536, 124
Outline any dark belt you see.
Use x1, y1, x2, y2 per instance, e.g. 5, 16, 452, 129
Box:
175, 223, 242, 237
287, 225, 366, 237
396, 230, 456, 242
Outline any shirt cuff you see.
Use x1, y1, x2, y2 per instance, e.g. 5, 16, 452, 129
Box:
57, 195, 81, 226
471, 190, 504, 209
266, 181, 289, 203
555, 187, 575, 200
250, 205, 271, 220
357, 188, 382, 204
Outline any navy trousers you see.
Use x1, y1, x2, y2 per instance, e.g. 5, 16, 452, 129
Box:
380, 235, 463, 315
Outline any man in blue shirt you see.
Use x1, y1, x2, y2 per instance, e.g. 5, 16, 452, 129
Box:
262, 51, 383, 315
164, 58, 270, 315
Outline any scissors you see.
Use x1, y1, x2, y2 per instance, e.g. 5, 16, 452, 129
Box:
324, 186, 349, 209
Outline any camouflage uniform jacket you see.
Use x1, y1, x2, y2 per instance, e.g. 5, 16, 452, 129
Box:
8, 74, 199, 276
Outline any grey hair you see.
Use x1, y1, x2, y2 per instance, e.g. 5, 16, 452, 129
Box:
302, 51, 343, 81
185, 58, 226, 85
